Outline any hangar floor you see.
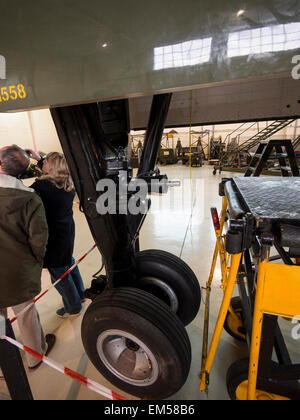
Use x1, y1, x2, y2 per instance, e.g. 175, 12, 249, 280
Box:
0, 164, 298, 400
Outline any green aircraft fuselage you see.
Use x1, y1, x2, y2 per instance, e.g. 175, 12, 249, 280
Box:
0, 0, 299, 114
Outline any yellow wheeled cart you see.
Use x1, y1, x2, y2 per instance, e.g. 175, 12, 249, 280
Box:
199, 177, 300, 400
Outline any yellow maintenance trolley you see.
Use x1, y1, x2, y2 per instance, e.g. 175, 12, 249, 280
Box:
199, 177, 300, 400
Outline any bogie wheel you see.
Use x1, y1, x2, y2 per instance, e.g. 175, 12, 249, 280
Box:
227, 358, 290, 401
81, 288, 191, 400
134, 249, 201, 326
224, 297, 247, 342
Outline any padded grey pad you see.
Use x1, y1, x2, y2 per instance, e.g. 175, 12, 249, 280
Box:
232, 177, 300, 221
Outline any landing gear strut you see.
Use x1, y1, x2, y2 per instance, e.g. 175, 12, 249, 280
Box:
51, 94, 201, 399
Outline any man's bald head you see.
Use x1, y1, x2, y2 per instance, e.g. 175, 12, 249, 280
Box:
0, 145, 30, 178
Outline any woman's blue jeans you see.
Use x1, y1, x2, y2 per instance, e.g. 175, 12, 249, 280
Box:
48, 258, 85, 314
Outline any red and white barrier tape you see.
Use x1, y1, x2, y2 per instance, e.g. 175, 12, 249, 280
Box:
10, 244, 97, 324
0, 335, 127, 400
4, 242, 128, 400
2, 242, 128, 399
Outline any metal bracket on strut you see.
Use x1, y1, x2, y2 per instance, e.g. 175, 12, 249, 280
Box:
137, 168, 180, 194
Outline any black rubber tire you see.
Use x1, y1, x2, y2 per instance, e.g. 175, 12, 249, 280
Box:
226, 358, 250, 400
134, 249, 201, 326
224, 297, 247, 343
81, 288, 191, 400
227, 358, 281, 400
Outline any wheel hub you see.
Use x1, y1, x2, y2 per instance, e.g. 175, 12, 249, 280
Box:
139, 277, 179, 313
97, 329, 159, 386
125, 338, 140, 352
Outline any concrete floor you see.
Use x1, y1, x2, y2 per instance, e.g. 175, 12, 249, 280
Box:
1, 164, 299, 400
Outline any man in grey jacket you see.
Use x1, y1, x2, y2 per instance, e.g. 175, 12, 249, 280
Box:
0, 145, 55, 371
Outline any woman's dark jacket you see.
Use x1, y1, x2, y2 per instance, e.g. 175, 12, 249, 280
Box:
31, 179, 75, 268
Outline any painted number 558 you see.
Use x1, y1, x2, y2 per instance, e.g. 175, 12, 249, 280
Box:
0, 84, 27, 102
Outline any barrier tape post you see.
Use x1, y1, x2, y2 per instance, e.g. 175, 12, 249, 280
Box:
0, 320, 34, 400
0, 335, 127, 400
10, 244, 97, 324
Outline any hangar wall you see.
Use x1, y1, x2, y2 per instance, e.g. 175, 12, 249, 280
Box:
0, 109, 298, 154
0, 110, 62, 154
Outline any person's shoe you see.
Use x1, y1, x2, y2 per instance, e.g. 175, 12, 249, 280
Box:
28, 334, 56, 370
45, 334, 56, 356
56, 307, 69, 319
56, 307, 82, 319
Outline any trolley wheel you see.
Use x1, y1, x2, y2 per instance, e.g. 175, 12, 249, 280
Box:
81, 288, 191, 400
224, 297, 247, 342
227, 358, 290, 400
134, 249, 201, 326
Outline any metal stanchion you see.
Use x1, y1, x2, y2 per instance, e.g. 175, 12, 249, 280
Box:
0, 319, 33, 400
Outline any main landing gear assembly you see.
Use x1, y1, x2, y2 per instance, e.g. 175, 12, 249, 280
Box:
50, 93, 201, 399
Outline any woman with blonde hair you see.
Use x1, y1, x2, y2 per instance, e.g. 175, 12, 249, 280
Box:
27, 150, 85, 318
